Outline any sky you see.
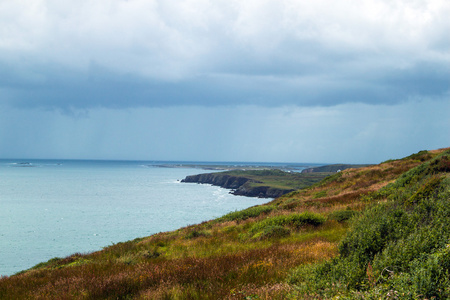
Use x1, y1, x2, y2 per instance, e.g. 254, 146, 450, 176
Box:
0, 0, 449, 164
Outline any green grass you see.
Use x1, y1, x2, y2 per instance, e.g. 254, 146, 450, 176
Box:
327, 209, 359, 222
220, 169, 331, 190
249, 212, 326, 232
217, 205, 275, 222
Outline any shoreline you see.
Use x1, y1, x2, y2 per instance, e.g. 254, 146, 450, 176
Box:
151, 163, 317, 172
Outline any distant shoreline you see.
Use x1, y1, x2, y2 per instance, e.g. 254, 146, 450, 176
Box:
151, 163, 318, 172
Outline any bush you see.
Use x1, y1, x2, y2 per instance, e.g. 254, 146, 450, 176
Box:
327, 210, 359, 222
251, 225, 291, 240
290, 151, 450, 297
185, 229, 210, 239
410, 246, 450, 298
313, 190, 327, 199
250, 212, 325, 233
405, 150, 432, 162
240, 212, 325, 242
219, 205, 275, 222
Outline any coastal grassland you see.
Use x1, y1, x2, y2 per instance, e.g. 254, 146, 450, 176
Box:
0, 220, 344, 299
0, 148, 448, 299
223, 169, 331, 190
181, 168, 333, 198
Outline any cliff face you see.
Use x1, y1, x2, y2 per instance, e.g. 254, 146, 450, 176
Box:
181, 173, 252, 189
181, 173, 294, 198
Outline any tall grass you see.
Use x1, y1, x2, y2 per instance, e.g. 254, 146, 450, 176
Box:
0, 237, 339, 299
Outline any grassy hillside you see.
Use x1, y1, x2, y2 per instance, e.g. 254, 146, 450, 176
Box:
289, 148, 450, 299
301, 164, 372, 173
1, 148, 449, 299
219, 169, 330, 190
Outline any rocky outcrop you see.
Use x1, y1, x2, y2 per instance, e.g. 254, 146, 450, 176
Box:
181, 173, 294, 198
181, 173, 254, 189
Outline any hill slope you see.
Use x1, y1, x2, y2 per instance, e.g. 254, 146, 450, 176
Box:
290, 148, 450, 299
301, 163, 372, 173
0, 148, 449, 299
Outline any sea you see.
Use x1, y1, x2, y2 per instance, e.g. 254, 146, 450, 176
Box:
0, 159, 311, 276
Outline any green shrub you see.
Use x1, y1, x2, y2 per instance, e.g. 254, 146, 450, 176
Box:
429, 154, 450, 173
405, 150, 432, 162
140, 249, 161, 259
408, 175, 443, 204
316, 172, 343, 187
327, 210, 359, 222
29, 257, 63, 270
240, 212, 325, 242
250, 212, 325, 234
218, 205, 275, 222
251, 225, 291, 240
410, 246, 450, 298
313, 190, 327, 199
290, 151, 450, 297
185, 229, 210, 239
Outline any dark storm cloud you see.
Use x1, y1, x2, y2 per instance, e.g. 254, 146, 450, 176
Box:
1, 0, 449, 110
3, 60, 448, 110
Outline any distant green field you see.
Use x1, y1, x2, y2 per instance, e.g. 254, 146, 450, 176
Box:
222, 169, 331, 190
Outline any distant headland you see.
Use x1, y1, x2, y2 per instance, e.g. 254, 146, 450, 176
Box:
180, 164, 370, 198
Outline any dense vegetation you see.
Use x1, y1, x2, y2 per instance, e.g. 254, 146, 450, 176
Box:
1, 148, 449, 299
290, 149, 450, 299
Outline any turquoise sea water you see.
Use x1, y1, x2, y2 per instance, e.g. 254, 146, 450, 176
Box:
0, 159, 297, 276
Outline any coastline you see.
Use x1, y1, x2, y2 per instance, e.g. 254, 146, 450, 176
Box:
0, 162, 269, 277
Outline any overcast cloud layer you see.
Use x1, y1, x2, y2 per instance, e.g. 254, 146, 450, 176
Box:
1, 1, 449, 162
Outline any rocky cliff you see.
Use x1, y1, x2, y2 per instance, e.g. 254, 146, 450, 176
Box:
181, 173, 294, 198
